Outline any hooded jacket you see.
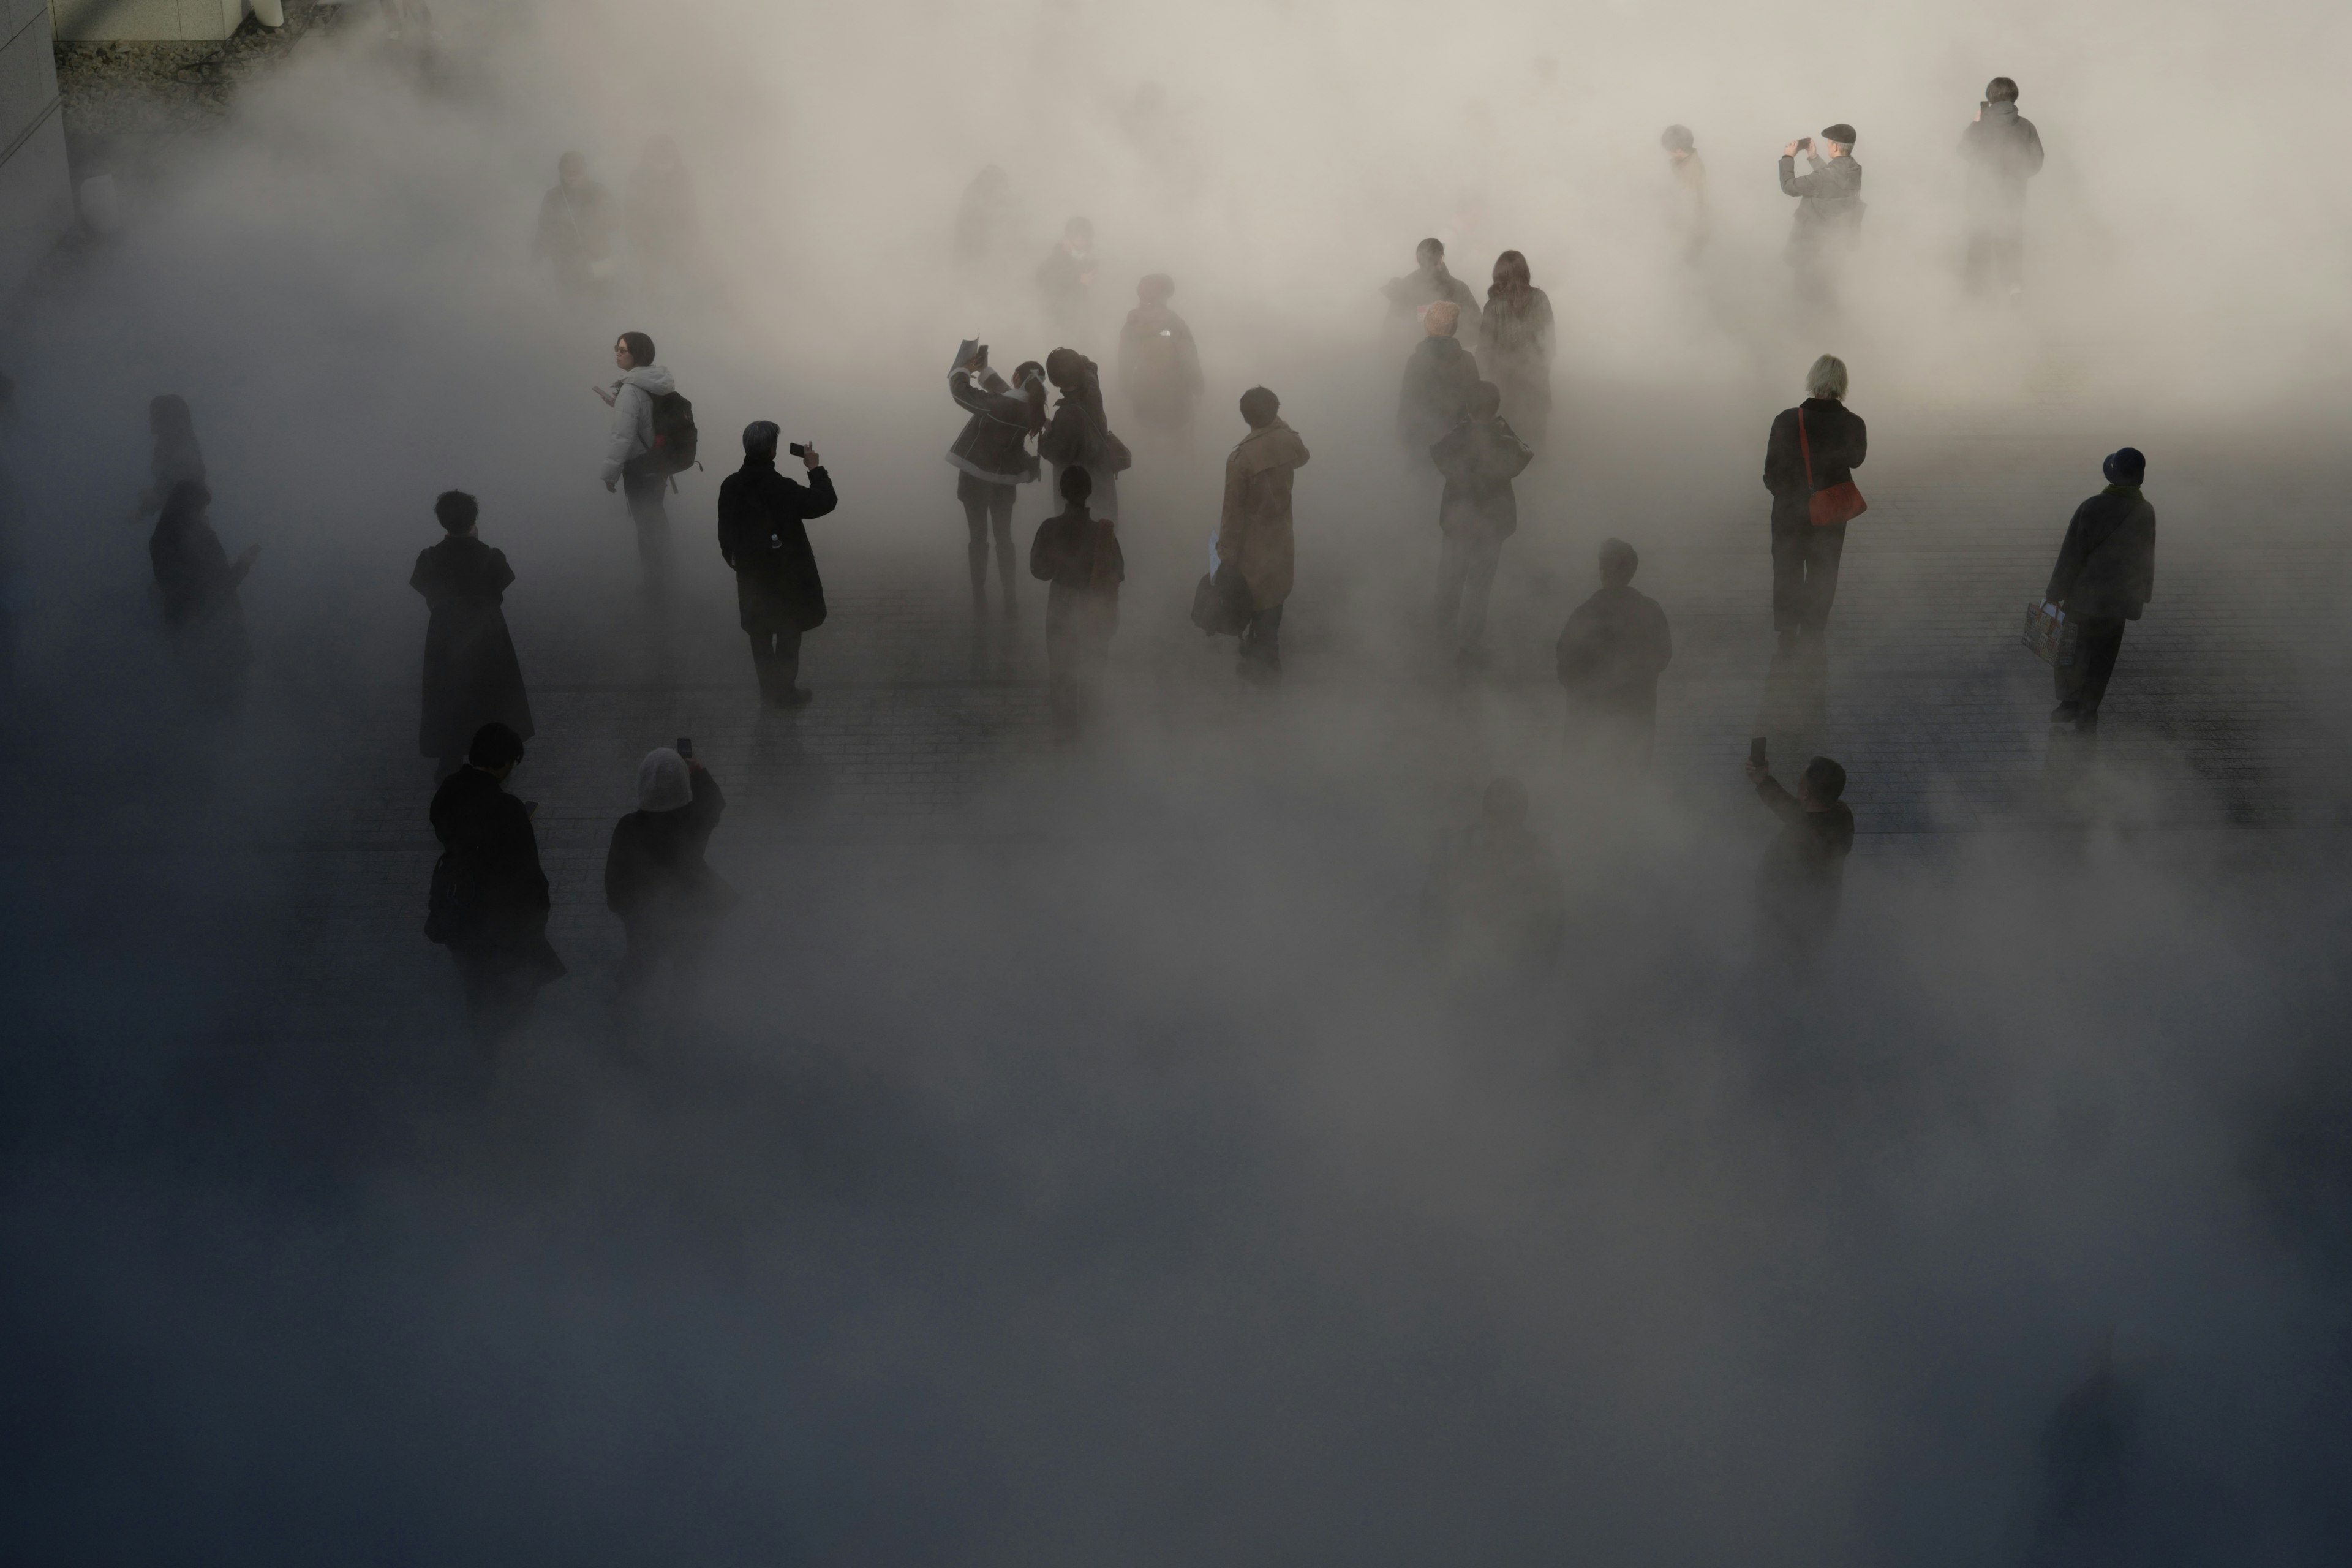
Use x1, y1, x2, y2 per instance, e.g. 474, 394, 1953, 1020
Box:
604, 766, 729, 937
1431, 414, 1534, 537
1960, 102, 2045, 214
601, 364, 677, 484
946, 368, 1041, 486
1218, 420, 1311, 610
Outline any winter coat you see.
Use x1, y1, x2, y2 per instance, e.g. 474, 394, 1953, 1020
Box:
604, 767, 730, 940
429, 765, 562, 974
410, 535, 533, 760
1960, 103, 2045, 216
717, 456, 836, 633
1038, 379, 1128, 521
1382, 263, 1481, 338
2045, 486, 2156, 622
1779, 153, 1865, 252
1476, 288, 1556, 445
1029, 507, 1124, 643
600, 364, 677, 484
1117, 306, 1205, 431
1556, 584, 1674, 722
946, 368, 1041, 487
1763, 398, 1868, 532
1754, 776, 1853, 932
1218, 419, 1311, 611
1431, 415, 1534, 538
1398, 336, 1480, 460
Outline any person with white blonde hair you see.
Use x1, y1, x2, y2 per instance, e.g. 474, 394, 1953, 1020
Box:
1760, 354, 1866, 656
604, 744, 731, 1003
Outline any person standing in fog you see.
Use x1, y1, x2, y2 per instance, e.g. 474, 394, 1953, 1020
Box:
954, 165, 1019, 271
947, 345, 1046, 619
1556, 538, 1674, 766
532, 151, 618, 298
1398, 301, 1480, 468
1430, 381, 1532, 671
1959, 77, 2045, 301
1117, 274, 1204, 443
2043, 447, 2154, 735
605, 746, 731, 1005
624, 136, 701, 301
1476, 251, 1556, 452
1421, 777, 1565, 974
1762, 354, 1866, 658
1661, 125, 1708, 262
1779, 124, 1864, 315
136, 394, 205, 518
1382, 237, 1480, 342
595, 330, 679, 590
1030, 466, 1123, 740
1036, 217, 1098, 342
1039, 348, 1128, 522
717, 423, 836, 709
426, 722, 565, 1041
149, 480, 258, 711
412, 491, 533, 779
1218, 386, 1310, 687
1743, 752, 1853, 972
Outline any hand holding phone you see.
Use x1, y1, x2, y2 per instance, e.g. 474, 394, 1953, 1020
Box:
676, 736, 693, 761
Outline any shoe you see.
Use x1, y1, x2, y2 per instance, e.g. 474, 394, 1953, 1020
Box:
2049, 701, 2081, 724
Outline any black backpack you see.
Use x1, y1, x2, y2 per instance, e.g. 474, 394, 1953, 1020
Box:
649, 390, 699, 475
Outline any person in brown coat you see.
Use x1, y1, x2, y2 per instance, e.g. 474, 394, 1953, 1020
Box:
1030, 466, 1124, 739
1216, 386, 1310, 685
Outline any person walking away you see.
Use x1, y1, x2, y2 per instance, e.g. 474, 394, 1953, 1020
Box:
1398, 301, 1480, 470
2043, 447, 2154, 735
624, 136, 702, 302
1420, 777, 1565, 976
595, 330, 683, 590
1036, 217, 1098, 344
1959, 78, 2045, 301
1382, 237, 1481, 344
605, 746, 731, 1006
1476, 251, 1556, 452
1743, 751, 1853, 973
1117, 274, 1204, 444
1556, 538, 1673, 766
137, 394, 205, 519
1218, 386, 1310, 687
1661, 125, 1708, 262
954, 165, 1019, 273
1762, 353, 1866, 658
532, 152, 619, 299
717, 423, 837, 708
149, 480, 258, 713
426, 722, 565, 1041
1778, 124, 1864, 317
1038, 348, 1129, 522
1029, 466, 1124, 739
1429, 381, 1532, 671
412, 491, 533, 778
946, 345, 1046, 619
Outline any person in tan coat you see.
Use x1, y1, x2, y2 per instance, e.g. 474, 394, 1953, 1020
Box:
1216, 386, 1310, 685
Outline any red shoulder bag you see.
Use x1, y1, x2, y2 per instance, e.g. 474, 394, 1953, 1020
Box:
1799, 409, 1868, 528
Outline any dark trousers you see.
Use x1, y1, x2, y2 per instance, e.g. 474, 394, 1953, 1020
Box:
1046, 624, 1109, 738
958, 474, 1017, 611
1434, 531, 1504, 652
621, 456, 671, 587
748, 626, 803, 702
2056, 618, 2127, 715
1964, 222, 2025, 296
1770, 519, 1846, 646
1240, 602, 1284, 680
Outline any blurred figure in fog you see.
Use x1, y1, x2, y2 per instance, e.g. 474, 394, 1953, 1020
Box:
532, 152, 618, 299
426, 722, 564, 1041
1778, 124, 1863, 317
1556, 538, 1673, 767
946, 344, 1046, 620
1960, 77, 2044, 302
1743, 751, 1852, 973
1762, 353, 1866, 658
1036, 216, 1097, 342
1430, 381, 1532, 673
1660, 125, 1708, 261
1476, 250, 1556, 452
136, 394, 205, 519
717, 422, 836, 709
1039, 347, 1128, 522
954, 165, 1020, 271
148, 480, 257, 713
1219, 386, 1309, 687
412, 490, 533, 779
1030, 466, 1123, 741
2044, 447, 2154, 736
1422, 777, 1565, 974
605, 746, 732, 1007
624, 136, 702, 302
1117, 274, 1204, 443
1382, 237, 1480, 344
2028, 1330, 2154, 1564
595, 330, 679, 590
1398, 301, 1479, 470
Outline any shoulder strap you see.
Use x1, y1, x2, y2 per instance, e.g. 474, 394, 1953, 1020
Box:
1796, 408, 1815, 489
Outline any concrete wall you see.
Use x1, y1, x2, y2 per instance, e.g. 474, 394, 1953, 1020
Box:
1, 0, 74, 298
51, 0, 247, 42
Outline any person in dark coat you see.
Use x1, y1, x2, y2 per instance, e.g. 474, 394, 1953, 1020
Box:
946, 345, 1046, 619
1556, 538, 1674, 765
137, 393, 206, 519
1382, 237, 1481, 343
1398, 301, 1480, 467
1762, 353, 1867, 657
1117, 274, 1205, 440
411, 491, 533, 777
1029, 465, 1124, 740
954, 165, 1019, 271
1743, 751, 1853, 972
148, 480, 258, 710
531, 151, 618, 298
1036, 216, 1098, 342
1959, 77, 2045, 300
1038, 348, 1128, 522
1476, 251, 1556, 450
1218, 386, 1310, 687
717, 422, 837, 708
427, 722, 565, 1039
605, 746, 730, 1000
1428, 381, 1531, 668
1778, 124, 1864, 315
1421, 777, 1565, 975
2043, 447, 2155, 733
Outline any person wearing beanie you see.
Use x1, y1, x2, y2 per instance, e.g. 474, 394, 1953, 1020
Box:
426, 722, 565, 1041
411, 490, 534, 779
1028, 464, 1125, 739
2043, 448, 2155, 733
717, 421, 836, 708
603, 745, 731, 1002
1778, 123, 1865, 315
1959, 77, 2045, 300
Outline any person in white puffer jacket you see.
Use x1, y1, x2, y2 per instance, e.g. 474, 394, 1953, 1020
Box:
594, 330, 677, 588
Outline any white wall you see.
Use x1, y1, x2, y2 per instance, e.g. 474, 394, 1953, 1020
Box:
50, 0, 247, 42
1, 0, 72, 298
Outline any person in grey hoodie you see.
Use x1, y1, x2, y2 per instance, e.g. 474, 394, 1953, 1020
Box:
595, 330, 677, 588
1959, 77, 2046, 300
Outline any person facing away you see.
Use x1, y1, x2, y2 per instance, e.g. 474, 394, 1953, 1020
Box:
1660, 124, 1708, 262
1218, 385, 1310, 687
717, 421, 837, 709
605, 745, 731, 999
1743, 751, 1854, 971
1421, 777, 1566, 975
1382, 236, 1481, 343
947, 345, 1047, 620
1036, 216, 1098, 341
2043, 447, 2154, 735
1038, 347, 1129, 522
1762, 353, 1867, 658
411, 489, 533, 778
1430, 380, 1532, 671
426, 722, 565, 1040
623, 135, 702, 300
149, 479, 258, 709
954, 164, 1019, 271
1398, 301, 1480, 467
532, 151, 618, 297
137, 393, 205, 518
1117, 273, 1204, 439
1029, 464, 1124, 741
594, 330, 678, 588
1476, 250, 1556, 451
1779, 123, 1864, 314
1959, 77, 2045, 301
1556, 538, 1674, 764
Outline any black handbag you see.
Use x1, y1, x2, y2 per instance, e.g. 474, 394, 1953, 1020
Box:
1190, 564, 1251, 636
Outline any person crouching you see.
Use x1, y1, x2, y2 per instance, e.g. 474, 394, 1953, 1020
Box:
1029, 464, 1125, 741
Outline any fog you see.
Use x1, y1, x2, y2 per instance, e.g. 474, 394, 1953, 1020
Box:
3, 0, 2351, 1562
